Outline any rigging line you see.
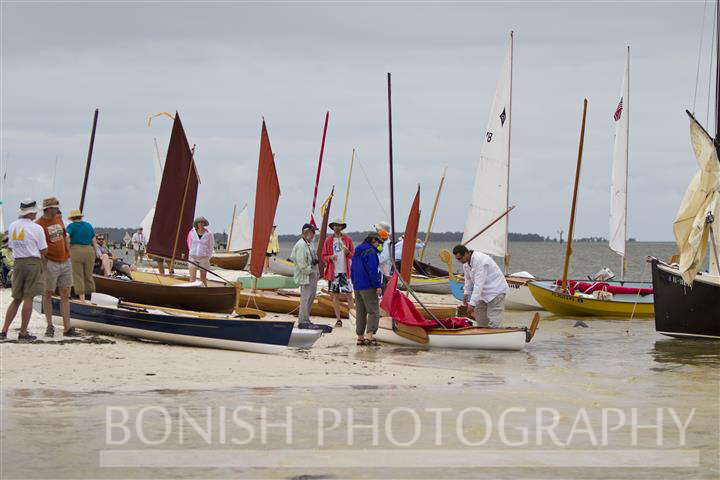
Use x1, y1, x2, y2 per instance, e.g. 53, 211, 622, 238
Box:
708, 0, 717, 128
354, 150, 390, 219
693, 0, 709, 114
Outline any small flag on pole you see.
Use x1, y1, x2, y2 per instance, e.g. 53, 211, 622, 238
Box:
613, 97, 623, 121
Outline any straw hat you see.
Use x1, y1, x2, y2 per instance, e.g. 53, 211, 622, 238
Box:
328, 219, 347, 230
17, 199, 38, 217
194, 216, 209, 227
42, 197, 61, 210
67, 209, 84, 220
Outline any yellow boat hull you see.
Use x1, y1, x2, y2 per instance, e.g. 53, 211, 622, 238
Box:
527, 283, 654, 318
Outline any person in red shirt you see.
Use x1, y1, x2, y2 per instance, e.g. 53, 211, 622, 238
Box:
322, 219, 355, 327
36, 197, 79, 337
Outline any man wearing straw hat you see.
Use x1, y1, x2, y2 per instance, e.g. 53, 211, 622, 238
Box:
36, 197, 79, 337
321, 218, 355, 327
1, 199, 47, 341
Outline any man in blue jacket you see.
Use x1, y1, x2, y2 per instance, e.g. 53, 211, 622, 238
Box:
351, 232, 383, 345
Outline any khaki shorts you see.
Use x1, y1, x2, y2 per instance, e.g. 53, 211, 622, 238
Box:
189, 255, 211, 270
474, 293, 506, 327
45, 258, 73, 291
11, 257, 45, 300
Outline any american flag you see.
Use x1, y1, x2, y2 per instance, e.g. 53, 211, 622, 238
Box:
614, 97, 623, 121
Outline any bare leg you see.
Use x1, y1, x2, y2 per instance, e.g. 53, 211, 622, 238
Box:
2, 298, 22, 334
331, 293, 342, 321
156, 259, 165, 275
43, 292, 54, 327
20, 297, 33, 335
101, 255, 112, 275
189, 265, 197, 283
199, 269, 207, 287
345, 292, 355, 310
58, 286, 71, 332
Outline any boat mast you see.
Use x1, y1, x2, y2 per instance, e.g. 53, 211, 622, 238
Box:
309, 112, 329, 227
342, 149, 355, 223
79, 108, 99, 212
716, 0, 720, 140
419, 166, 447, 262
388, 73, 397, 263
504, 30, 514, 275
622, 46, 630, 281
561, 99, 588, 293
169, 144, 196, 271
227, 204, 237, 252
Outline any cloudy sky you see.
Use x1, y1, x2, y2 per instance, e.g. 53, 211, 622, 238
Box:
1, 1, 714, 240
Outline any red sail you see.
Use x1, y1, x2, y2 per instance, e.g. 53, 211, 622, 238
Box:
250, 120, 281, 278
147, 112, 199, 261
315, 188, 334, 277
400, 186, 421, 283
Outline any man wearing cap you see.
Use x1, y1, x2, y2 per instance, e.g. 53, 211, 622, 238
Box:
131, 227, 146, 266
36, 197, 78, 337
290, 223, 331, 332
1, 200, 48, 341
350, 232, 383, 345
321, 219, 355, 327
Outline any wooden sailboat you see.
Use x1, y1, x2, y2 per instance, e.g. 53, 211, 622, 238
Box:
93, 112, 238, 313
210, 204, 250, 270
650, 6, 720, 337
527, 99, 654, 318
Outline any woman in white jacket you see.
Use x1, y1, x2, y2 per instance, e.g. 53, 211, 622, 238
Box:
187, 217, 214, 286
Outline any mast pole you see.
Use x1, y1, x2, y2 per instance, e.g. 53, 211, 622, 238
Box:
342, 148, 355, 223
561, 99, 588, 293
716, 0, 720, 139
463, 205, 515, 247
388, 73, 397, 263
79, 108, 99, 212
419, 166, 447, 262
621, 46, 630, 281
310, 112, 329, 226
227, 204, 237, 252
169, 145, 196, 271
504, 30, 514, 275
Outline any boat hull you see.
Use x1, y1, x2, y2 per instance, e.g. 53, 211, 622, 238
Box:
268, 257, 295, 277
236, 290, 346, 318
376, 318, 526, 350
449, 277, 542, 311
527, 281, 654, 318
288, 328, 323, 348
399, 275, 451, 294
651, 260, 720, 339
94, 274, 237, 314
35, 297, 292, 354
210, 251, 250, 270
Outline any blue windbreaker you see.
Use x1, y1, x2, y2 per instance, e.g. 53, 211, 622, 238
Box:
351, 240, 382, 290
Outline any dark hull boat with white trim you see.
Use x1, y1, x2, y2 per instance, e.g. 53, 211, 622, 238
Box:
650, 259, 720, 339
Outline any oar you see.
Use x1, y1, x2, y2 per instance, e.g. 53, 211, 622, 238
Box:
525, 312, 541, 342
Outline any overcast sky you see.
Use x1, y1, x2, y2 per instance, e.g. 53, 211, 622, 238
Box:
1, 1, 714, 240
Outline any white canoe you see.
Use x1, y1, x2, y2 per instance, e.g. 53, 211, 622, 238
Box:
505, 282, 543, 311
399, 275, 451, 294
268, 257, 295, 277
375, 317, 530, 351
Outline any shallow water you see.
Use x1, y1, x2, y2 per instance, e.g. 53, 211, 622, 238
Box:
2, 315, 718, 479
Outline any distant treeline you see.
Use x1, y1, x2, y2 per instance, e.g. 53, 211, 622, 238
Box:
95, 227, 636, 246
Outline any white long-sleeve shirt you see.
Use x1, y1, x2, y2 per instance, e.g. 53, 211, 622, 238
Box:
462, 251, 508, 305
378, 238, 393, 276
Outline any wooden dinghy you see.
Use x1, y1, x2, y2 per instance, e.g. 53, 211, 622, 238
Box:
210, 250, 250, 270
527, 280, 654, 318
376, 315, 539, 351
235, 275, 299, 290
268, 256, 295, 277
94, 272, 238, 314
236, 288, 348, 318
399, 274, 451, 295
34, 295, 294, 354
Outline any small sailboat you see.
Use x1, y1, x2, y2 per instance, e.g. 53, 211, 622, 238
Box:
210, 204, 251, 270
34, 294, 294, 354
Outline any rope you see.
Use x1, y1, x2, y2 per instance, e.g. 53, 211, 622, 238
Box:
693, 0, 709, 114
354, 150, 390, 219
628, 260, 650, 322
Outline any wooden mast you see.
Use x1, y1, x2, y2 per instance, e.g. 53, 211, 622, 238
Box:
227, 204, 237, 252
342, 148, 355, 223
169, 144, 196, 271
388, 73, 397, 263
504, 30, 514, 274
79, 108, 99, 212
561, 99, 588, 293
621, 46, 630, 281
419, 167, 447, 262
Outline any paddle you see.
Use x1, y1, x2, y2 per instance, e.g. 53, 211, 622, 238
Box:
526, 312, 541, 342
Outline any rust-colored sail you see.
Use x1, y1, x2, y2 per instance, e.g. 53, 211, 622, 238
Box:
250, 120, 281, 278
147, 112, 199, 261
400, 186, 421, 283
316, 188, 334, 277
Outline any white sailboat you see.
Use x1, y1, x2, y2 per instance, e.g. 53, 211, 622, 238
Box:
452, 32, 542, 311
609, 47, 630, 280
210, 204, 252, 270
138, 138, 165, 241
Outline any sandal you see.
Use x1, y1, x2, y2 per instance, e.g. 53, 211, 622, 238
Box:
63, 328, 82, 337
367, 339, 380, 347
45, 325, 55, 337
18, 332, 37, 342
335, 320, 343, 327
356, 338, 369, 346
0, 332, 6, 341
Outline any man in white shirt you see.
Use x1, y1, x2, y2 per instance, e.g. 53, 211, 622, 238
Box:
453, 244, 508, 327
131, 227, 146, 265
1, 199, 48, 341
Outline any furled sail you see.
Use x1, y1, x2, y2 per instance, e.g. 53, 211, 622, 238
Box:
609, 49, 629, 260
462, 34, 512, 258
146, 112, 199, 261
249, 120, 281, 278
673, 113, 720, 283
401, 187, 421, 283
228, 204, 252, 252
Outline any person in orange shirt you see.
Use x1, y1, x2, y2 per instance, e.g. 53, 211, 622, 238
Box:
36, 197, 79, 337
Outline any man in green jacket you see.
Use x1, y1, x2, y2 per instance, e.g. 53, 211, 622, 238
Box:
290, 223, 331, 332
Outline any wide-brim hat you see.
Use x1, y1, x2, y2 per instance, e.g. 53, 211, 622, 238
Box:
42, 196, 61, 210
194, 216, 209, 227
17, 199, 38, 217
68, 209, 84, 220
374, 221, 390, 232
328, 219, 347, 230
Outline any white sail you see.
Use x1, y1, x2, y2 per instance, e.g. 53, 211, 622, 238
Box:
228, 204, 252, 252
673, 114, 720, 283
462, 33, 513, 258
609, 48, 630, 263
140, 207, 155, 241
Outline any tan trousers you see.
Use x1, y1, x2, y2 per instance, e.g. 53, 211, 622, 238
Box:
70, 244, 96, 295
